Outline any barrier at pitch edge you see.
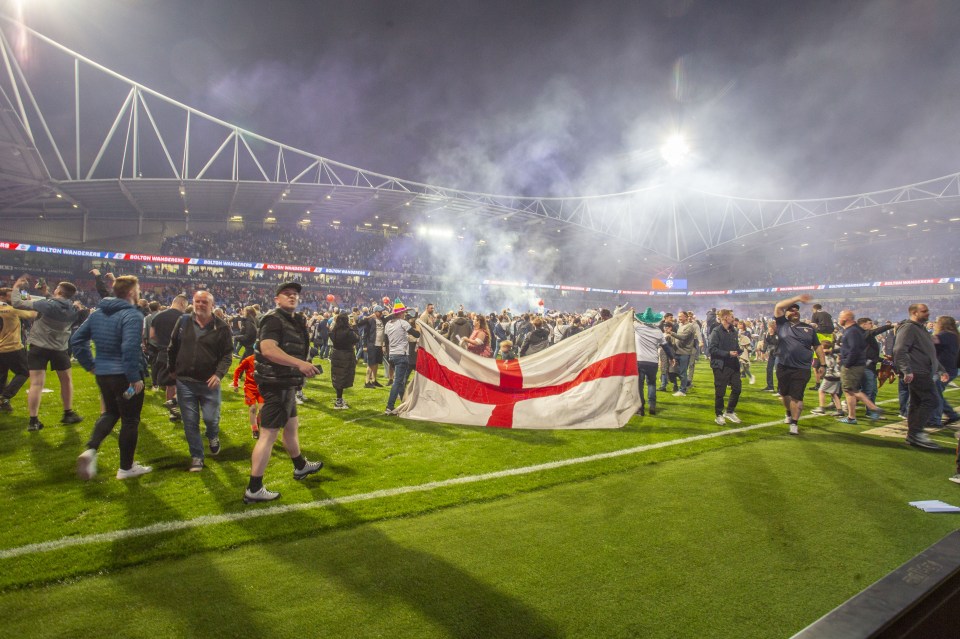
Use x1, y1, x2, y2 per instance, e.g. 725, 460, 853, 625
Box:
0, 241, 369, 277
0, 240, 954, 295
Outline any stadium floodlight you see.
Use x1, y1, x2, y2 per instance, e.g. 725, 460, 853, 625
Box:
416, 225, 454, 239
660, 132, 690, 166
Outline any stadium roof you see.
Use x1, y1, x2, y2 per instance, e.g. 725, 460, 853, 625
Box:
0, 20, 958, 273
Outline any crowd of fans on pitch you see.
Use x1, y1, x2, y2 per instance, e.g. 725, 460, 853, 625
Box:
1, 258, 959, 497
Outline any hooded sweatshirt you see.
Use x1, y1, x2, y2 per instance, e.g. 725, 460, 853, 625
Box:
70, 297, 144, 382
14, 295, 78, 351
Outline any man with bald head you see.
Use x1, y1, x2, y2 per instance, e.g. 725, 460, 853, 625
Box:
168, 290, 235, 472
894, 303, 949, 450
836, 309, 883, 424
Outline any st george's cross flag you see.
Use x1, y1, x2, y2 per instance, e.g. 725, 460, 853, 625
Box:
396, 310, 641, 429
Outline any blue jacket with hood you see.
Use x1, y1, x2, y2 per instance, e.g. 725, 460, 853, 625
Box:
70, 297, 144, 383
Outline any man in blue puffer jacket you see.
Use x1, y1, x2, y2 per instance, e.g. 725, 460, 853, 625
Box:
70, 275, 152, 480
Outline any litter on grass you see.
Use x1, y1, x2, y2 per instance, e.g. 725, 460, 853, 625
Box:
909, 500, 960, 513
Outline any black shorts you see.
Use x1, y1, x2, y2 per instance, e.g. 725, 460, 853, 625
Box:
28, 345, 72, 372
259, 386, 298, 429
0, 349, 28, 376
777, 365, 811, 402
154, 350, 176, 387
366, 345, 383, 365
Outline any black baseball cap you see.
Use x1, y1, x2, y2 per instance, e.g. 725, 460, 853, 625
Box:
275, 281, 302, 296
785, 303, 800, 311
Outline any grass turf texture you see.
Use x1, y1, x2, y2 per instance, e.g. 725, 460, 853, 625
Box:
1, 357, 958, 636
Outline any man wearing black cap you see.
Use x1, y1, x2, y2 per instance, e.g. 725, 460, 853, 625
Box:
774, 294, 826, 435
243, 281, 323, 504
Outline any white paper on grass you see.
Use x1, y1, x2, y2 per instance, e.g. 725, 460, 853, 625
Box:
909, 500, 960, 513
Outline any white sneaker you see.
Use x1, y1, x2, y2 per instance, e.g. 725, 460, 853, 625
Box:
810, 407, 826, 415
673, 391, 686, 397
243, 486, 281, 504
789, 423, 799, 435
715, 414, 725, 425
116, 462, 153, 480
748, 375, 756, 385
723, 412, 742, 424
784, 415, 791, 424
76, 448, 97, 481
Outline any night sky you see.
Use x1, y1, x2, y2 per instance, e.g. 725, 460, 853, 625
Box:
14, 0, 960, 200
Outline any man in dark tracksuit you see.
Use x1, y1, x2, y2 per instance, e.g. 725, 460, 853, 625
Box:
707, 309, 743, 426
893, 303, 948, 450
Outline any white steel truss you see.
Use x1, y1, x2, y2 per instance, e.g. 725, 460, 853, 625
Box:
0, 18, 958, 262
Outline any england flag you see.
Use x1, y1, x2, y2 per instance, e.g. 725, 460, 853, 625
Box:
397, 311, 640, 429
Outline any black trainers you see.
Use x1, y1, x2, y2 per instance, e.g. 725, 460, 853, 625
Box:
163, 398, 178, 409
906, 433, 943, 450
27, 419, 43, 432
293, 459, 323, 480
168, 408, 181, 422
209, 437, 221, 455
61, 410, 83, 424
0, 398, 11, 413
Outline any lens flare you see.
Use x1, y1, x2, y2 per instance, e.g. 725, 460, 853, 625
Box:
660, 133, 690, 166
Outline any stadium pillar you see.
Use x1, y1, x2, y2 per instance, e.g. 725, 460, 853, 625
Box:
138, 211, 143, 235
82, 210, 88, 243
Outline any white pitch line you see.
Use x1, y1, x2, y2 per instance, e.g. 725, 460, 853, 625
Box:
0, 419, 785, 560
2, 388, 953, 560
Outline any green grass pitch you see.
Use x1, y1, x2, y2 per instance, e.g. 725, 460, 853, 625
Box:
0, 357, 958, 637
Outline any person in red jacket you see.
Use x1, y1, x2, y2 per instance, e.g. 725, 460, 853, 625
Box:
232, 354, 263, 439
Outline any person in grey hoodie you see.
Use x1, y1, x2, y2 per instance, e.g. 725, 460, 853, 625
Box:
71, 275, 152, 480
893, 303, 949, 450
12, 275, 82, 431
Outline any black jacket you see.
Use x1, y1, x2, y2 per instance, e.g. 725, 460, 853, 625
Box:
168, 314, 234, 382
520, 328, 550, 356
707, 324, 742, 370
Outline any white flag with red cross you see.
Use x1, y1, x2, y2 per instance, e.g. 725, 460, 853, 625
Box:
397, 310, 641, 429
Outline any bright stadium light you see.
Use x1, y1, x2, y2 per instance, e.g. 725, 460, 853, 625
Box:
660, 132, 690, 166
416, 225, 454, 239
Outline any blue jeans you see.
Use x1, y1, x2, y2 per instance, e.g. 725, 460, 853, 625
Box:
932, 373, 958, 425
176, 379, 221, 460
637, 361, 658, 409
766, 356, 778, 388
386, 355, 412, 410
898, 377, 910, 416
862, 368, 877, 405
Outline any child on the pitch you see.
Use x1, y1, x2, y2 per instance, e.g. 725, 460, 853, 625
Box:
810, 340, 844, 416
497, 339, 518, 361
232, 354, 263, 439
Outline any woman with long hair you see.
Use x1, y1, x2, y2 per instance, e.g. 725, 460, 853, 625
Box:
329, 312, 359, 409
933, 315, 959, 427
462, 315, 492, 357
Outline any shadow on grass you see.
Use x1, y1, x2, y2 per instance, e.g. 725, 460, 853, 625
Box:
111, 481, 271, 637
245, 481, 562, 638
